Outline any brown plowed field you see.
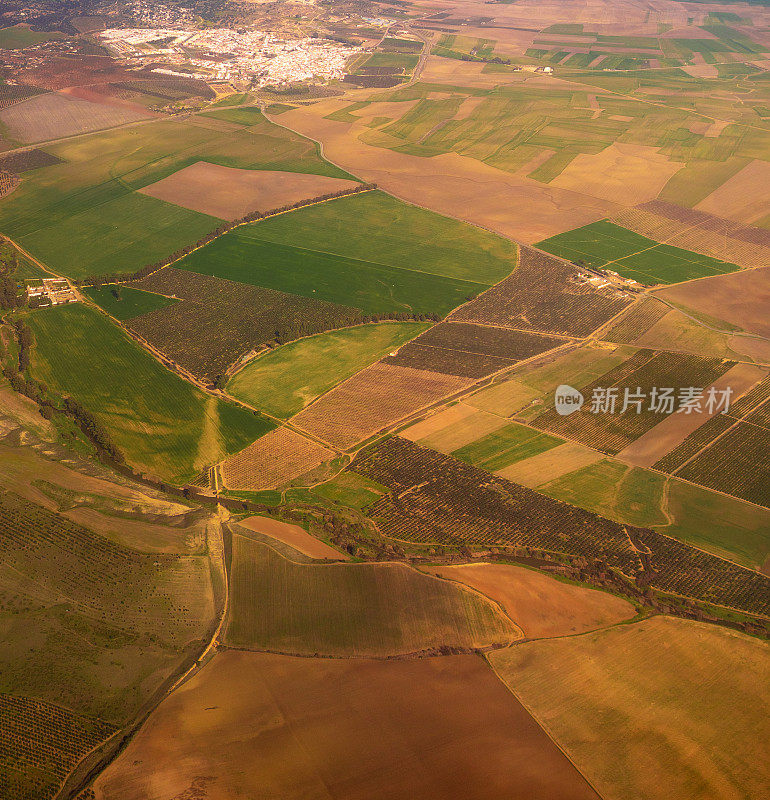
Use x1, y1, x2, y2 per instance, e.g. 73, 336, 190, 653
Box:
138, 162, 357, 221
221, 427, 334, 490
291, 362, 472, 449
235, 515, 350, 560
655, 266, 770, 339
696, 159, 770, 225
430, 563, 635, 638
92, 651, 601, 800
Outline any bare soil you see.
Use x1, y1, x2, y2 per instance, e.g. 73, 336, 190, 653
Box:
93, 650, 601, 800
138, 162, 357, 221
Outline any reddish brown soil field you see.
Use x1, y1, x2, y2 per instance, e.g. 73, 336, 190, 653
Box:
235, 515, 350, 560
93, 650, 600, 800
138, 162, 357, 221
655, 266, 770, 339
430, 563, 635, 638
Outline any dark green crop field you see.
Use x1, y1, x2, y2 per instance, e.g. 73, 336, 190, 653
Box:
175, 191, 515, 316
26, 304, 272, 481
84, 285, 178, 320
537, 220, 740, 284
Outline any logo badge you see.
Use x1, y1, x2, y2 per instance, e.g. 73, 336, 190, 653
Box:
555, 384, 584, 416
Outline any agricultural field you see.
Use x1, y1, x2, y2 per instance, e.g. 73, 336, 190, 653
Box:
537, 219, 740, 284
291, 362, 472, 450
491, 617, 770, 800
429, 563, 636, 638
0, 489, 215, 722
220, 427, 334, 491
0, 25, 62, 49
0, 694, 116, 800
128, 268, 361, 381
25, 304, 271, 482
176, 190, 515, 316
235, 515, 349, 560
138, 162, 358, 221
0, 92, 152, 144
452, 246, 632, 336
0, 111, 354, 279
655, 265, 770, 339
350, 437, 770, 616
531, 349, 735, 455
83, 285, 178, 321
452, 423, 564, 472
383, 321, 567, 379
225, 534, 516, 655
227, 321, 430, 418
612, 200, 770, 269
92, 650, 600, 800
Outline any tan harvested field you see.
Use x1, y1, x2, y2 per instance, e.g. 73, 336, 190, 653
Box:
490, 617, 770, 800
655, 267, 770, 339
271, 105, 620, 243
403, 404, 508, 452
235, 514, 350, 560
550, 143, 683, 205
62, 507, 206, 554
466, 377, 542, 415
430, 563, 635, 637
399, 402, 480, 442
93, 650, 600, 800
495, 441, 603, 487
138, 161, 357, 221
291, 362, 472, 450
617, 363, 768, 467
0, 91, 151, 143
696, 159, 770, 225
221, 427, 334, 490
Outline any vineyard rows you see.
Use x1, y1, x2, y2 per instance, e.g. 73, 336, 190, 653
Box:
533, 350, 734, 454
451, 246, 631, 338
605, 298, 670, 343
129, 268, 361, 380
383, 322, 565, 378
351, 437, 770, 617
0, 693, 116, 800
0, 491, 211, 645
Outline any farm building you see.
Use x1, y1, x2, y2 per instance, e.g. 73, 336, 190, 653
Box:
26, 277, 78, 308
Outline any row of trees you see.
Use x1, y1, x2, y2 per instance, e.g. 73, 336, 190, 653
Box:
79, 183, 379, 289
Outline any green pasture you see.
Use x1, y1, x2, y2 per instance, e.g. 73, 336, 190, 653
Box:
201, 106, 267, 126
0, 114, 355, 278
360, 52, 419, 71
25, 304, 272, 481
232, 192, 516, 284
228, 322, 429, 418
537, 220, 740, 284
452, 424, 563, 472
177, 234, 484, 316
84, 285, 178, 320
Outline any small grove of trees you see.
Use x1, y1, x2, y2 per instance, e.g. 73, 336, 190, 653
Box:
77, 184, 379, 289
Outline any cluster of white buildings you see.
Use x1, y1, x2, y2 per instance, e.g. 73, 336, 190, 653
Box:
98, 27, 360, 86
26, 278, 78, 307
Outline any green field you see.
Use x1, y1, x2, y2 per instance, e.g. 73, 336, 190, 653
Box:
26, 304, 272, 481
225, 534, 516, 656
537, 455, 770, 568
201, 106, 268, 126
84, 285, 178, 320
0, 25, 61, 49
177, 191, 514, 315
537, 220, 740, 284
0, 114, 355, 279
491, 617, 770, 800
227, 322, 430, 418
452, 424, 563, 472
